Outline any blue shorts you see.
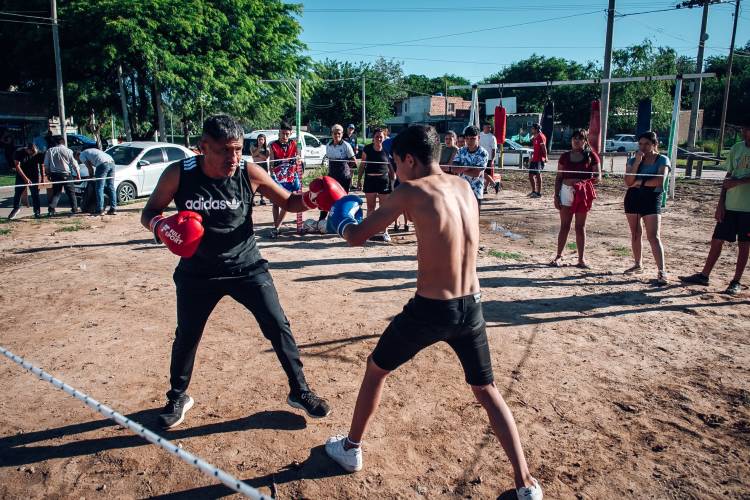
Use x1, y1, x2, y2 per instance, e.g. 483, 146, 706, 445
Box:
275, 176, 301, 193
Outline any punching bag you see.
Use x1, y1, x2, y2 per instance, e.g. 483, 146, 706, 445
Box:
542, 99, 554, 149
636, 98, 652, 137
589, 99, 601, 155
494, 106, 507, 145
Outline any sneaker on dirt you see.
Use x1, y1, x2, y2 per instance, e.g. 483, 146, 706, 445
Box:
516, 477, 543, 500
679, 272, 709, 286
288, 390, 331, 418
7, 207, 21, 220
325, 435, 363, 472
725, 280, 742, 296
158, 394, 194, 429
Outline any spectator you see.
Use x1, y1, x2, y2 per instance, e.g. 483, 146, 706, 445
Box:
79, 147, 117, 215
480, 123, 500, 193
528, 123, 547, 198
439, 131, 459, 174
680, 123, 750, 295
452, 125, 488, 216
251, 133, 270, 205
344, 124, 358, 157
320, 124, 356, 221
623, 131, 670, 285
457, 133, 466, 149
43, 136, 81, 216
269, 122, 301, 238
8, 144, 44, 219
382, 128, 411, 232
356, 127, 394, 241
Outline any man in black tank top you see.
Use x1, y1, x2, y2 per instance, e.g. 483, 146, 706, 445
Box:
141, 115, 331, 429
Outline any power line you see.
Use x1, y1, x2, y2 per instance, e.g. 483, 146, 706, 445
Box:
306, 9, 604, 58
0, 10, 52, 20
0, 18, 54, 26
314, 51, 514, 66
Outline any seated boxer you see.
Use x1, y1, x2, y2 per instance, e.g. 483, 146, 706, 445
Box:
323, 125, 543, 500
141, 115, 344, 429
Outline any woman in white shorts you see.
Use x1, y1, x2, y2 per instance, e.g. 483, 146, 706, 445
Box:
550, 129, 601, 268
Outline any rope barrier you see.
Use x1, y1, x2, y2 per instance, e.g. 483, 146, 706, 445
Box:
0, 176, 115, 191
0, 345, 271, 500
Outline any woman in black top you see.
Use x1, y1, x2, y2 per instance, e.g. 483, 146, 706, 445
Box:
356, 128, 394, 241
251, 134, 270, 205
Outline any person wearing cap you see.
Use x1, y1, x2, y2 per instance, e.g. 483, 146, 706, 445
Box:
528, 123, 547, 198
679, 123, 750, 296
452, 125, 489, 216
344, 124, 359, 158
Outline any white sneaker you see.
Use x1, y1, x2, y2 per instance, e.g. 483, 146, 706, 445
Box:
382, 232, 391, 243
516, 477, 543, 500
325, 435, 363, 472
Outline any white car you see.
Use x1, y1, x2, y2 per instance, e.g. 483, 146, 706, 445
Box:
606, 134, 639, 152
241, 130, 327, 168
497, 139, 533, 167
75, 142, 195, 204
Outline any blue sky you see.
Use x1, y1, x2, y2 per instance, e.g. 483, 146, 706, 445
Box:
295, 0, 749, 81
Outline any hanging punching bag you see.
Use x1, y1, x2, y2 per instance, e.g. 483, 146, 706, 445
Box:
589, 99, 601, 155
636, 98, 652, 137
542, 99, 554, 149
494, 106, 506, 145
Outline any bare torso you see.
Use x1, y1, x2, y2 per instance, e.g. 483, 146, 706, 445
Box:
406, 174, 480, 299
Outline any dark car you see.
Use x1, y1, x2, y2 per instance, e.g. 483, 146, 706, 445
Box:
33, 133, 103, 154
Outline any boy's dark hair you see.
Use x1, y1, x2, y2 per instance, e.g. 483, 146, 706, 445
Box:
53, 135, 65, 145
391, 125, 440, 166
463, 125, 479, 137
531, 123, 541, 131
203, 115, 244, 141
457, 133, 465, 139
372, 127, 384, 135
279, 121, 293, 131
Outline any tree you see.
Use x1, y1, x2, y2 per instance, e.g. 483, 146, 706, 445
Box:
700, 41, 750, 129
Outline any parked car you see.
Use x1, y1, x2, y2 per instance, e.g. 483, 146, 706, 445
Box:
606, 134, 639, 152
74, 141, 195, 206
496, 139, 532, 167
241, 130, 327, 169
33, 133, 102, 153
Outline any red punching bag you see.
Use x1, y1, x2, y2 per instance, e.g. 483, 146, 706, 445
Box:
589, 99, 601, 155
494, 106, 507, 144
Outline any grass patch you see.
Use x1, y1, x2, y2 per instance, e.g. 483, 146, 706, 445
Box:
0, 175, 16, 187
488, 249, 523, 260
611, 245, 630, 257
566, 242, 577, 251
0, 227, 11, 235
55, 220, 91, 233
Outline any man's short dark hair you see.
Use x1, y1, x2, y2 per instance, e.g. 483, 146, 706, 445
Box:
391, 125, 440, 166
463, 125, 479, 137
202, 115, 244, 141
279, 121, 293, 131
531, 123, 541, 131
53, 135, 65, 145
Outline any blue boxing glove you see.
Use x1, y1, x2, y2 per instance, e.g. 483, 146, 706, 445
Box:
326, 194, 364, 237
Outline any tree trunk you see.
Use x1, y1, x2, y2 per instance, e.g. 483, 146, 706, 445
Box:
153, 78, 166, 142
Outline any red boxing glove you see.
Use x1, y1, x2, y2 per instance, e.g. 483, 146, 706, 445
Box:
302, 176, 346, 211
149, 210, 204, 258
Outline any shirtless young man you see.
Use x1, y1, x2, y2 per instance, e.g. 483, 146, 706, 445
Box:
322, 125, 543, 500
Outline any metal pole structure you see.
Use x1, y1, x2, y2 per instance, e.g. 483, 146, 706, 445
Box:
669, 78, 683, 200
110, 115, 115, 146
717, 0, 740, 157
448, 73, 715, 90
687, 0, 710, 147
170, 109, 174, 143
444, 79, 448, 133
361, 76, 366, 143
51, 0, 67, 146
600, 0, 616, 154
295, 77, 303, 234
117, 65, 132, 142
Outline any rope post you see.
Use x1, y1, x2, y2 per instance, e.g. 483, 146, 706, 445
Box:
668, 77, 683, 200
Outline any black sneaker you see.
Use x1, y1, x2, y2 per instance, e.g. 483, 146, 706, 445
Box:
679, 272, 709, 286
158, 394, 194, 429
7, 207, 21, 220
288, 390, 331, 419
33, 212, 41, 219
494, 181, 501, 194
107, 208, 117, 215
725, 280, 742, 296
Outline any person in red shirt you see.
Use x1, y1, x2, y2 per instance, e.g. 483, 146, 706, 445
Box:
550, 129, 601, 268
528, 123, 547, 198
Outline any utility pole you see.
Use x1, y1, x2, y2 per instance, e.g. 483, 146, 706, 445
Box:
686, 0, 711, 147
717, 0, 741, 157
444, 79, 448, 133
117, 65, 132, 141
600, 0, 616, 154
361, 76, 366, 142
50, 0, 67, 145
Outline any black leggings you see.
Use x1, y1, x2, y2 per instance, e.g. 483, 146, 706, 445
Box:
48, 172, 78, 211
12, 175, 41, 213
167, 269, 309, 401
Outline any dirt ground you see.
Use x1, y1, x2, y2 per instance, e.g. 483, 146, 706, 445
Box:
0, 173, 748, 499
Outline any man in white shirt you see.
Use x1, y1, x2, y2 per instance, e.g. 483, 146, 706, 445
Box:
43, 136, 81, 215
321, 124, 357, 220
79, 148, 117, 215
480, 123, 500, 194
